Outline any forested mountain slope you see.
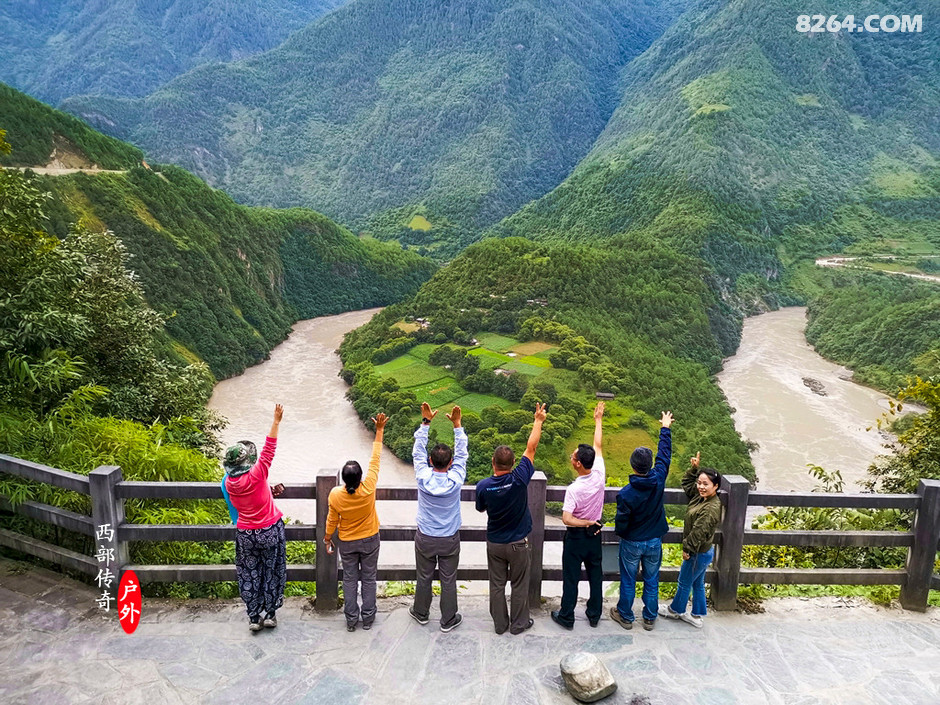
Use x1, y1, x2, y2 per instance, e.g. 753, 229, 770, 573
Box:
496, 0, 940, 301
0, 0, 349, 104
1, 83, 435, 379
60, 0, 687, 236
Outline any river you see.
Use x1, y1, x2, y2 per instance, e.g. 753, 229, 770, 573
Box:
208, 305, 896, 574
716, 307, 895, 492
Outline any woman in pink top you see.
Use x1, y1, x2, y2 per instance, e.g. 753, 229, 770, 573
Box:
224, 404, 286, 632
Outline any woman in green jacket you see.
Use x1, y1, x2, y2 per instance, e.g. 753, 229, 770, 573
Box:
660, 452, 722, 628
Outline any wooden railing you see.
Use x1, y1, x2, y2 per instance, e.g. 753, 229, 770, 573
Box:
1, 453, 938, 612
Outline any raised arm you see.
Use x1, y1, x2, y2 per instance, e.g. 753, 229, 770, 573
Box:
652, 411, 673, 481
254, 404, 283, 480
681, 452, 701, 500
413, 403, 436, 481
522, 403, 547, 463
592, 401, 604, 452
361, 412, 387, 494
448, 406, 468, 485
268, 404, 283, 439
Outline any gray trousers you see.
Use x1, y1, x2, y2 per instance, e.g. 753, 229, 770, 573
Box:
486, 537, 531, 634
413, 529, 461, 627
337, 533, 380, 627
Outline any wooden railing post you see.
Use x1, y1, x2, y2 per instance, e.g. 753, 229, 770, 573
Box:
713, 475, 749, 611
527, 471, 547, 607
89, 466, 128, 583
900, 479, 940, 611
315, 472, 339, 612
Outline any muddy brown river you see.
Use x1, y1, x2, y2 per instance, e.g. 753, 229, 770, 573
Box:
209, 305, 897, 578
716, 307, 895, 492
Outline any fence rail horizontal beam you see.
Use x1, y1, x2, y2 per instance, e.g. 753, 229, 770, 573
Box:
116, 481, 318, 500
747, 492, 919, 510
742, 530, 914, 548
0, 498, 95, 536
119, 524, 317, 542
0, 455, 90, 494
0, 528, 97, 575
739, 568, 907, 585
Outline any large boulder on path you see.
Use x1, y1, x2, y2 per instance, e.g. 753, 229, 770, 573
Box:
559, 651, 617, 702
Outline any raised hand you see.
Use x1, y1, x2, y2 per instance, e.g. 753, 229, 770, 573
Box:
660, 410, 673, 428
273, 404, 284, 424
594, 401, 605, 420
446, 405, 462, 428
690, 451, 701, 469
421, 402, 438, 422
534, 402, 547, 423
372, 412, 388, 430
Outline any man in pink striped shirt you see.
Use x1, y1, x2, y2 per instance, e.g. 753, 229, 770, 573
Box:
551, 401, 606, 630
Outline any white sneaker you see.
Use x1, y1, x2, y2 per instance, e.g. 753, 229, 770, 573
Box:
658, 604, 681, 620
679, 613, 704, 629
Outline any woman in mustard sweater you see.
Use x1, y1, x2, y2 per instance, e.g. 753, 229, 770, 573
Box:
324, 412, 387, 632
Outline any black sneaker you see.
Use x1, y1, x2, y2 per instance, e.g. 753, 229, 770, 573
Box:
608, 606, 632, 630
362, 621, 373, 631
346, 623, 357, 632
409, 607, 429, 626
248, 615, 263, 632
589, 618, 599, 628
550, 610, 574, 630
642, 618, 655, 631
510, 619, 534, 635
440, 613, 462, 633
263, 611, 277, 628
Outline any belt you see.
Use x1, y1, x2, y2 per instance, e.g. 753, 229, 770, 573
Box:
566, 525, 601, 536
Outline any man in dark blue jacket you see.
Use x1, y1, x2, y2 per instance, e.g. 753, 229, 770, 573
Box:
609, 411, 673, 631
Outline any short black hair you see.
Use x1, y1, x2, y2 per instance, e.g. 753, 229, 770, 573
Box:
492, 445, 515, 471
575, 444, 595, 469
429, 443, 453, 469
342, 461, 362, 494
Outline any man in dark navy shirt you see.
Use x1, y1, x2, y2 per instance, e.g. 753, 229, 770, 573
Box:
610, 411, 673, 631
476, 402, 546, 635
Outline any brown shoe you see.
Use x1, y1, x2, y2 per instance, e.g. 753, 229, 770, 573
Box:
609, 606, 633, 630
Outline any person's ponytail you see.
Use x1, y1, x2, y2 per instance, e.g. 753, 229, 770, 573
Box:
342, 461, 362, 495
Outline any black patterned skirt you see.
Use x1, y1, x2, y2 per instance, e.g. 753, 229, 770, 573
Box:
235, 520, 287, 617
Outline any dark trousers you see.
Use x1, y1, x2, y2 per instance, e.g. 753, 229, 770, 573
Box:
486, 537, 531, 634
413, 529, 461, 628
337, 533, 380, 627
235, 521, 287, 618
556, 527, 603, 626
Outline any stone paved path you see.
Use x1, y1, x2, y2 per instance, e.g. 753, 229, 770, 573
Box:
0, 557, 938, 704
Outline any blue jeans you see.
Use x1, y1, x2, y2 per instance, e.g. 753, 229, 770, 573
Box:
671, 547, 714, 617
616, 537, 662, 622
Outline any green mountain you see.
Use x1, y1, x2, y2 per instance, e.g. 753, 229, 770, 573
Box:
495, 0, 940, 298
0, 0, 348, 104
60, 0, 687, 237
1, 82, 435, 379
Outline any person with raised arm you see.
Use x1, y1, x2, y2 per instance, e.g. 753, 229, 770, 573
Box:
551, 401, 607, 630
224, 403, 287, 632
659, 452, 722, 629
610, 411, 673, 632
475, 402, 547, 635
409, 402, 468, 632
324, 412, 387, 632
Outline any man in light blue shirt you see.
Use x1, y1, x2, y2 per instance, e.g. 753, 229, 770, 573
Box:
410, 402, 467, 632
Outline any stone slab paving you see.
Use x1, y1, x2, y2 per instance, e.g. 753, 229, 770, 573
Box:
0, 557, 938, 704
